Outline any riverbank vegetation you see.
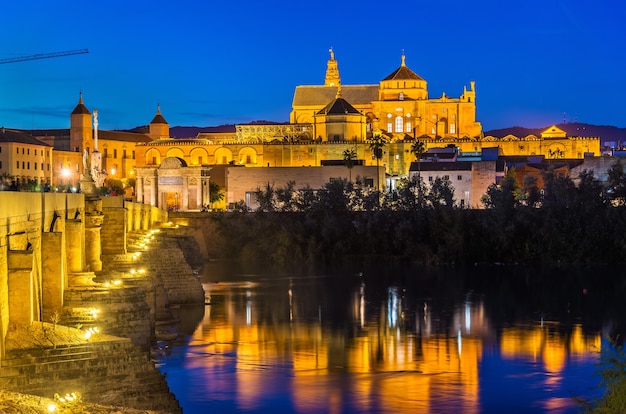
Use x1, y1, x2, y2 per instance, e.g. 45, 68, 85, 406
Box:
208, 161, 626, 267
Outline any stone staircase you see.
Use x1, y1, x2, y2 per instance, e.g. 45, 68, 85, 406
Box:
103, 229, 205, 306
0, 327, 181, 413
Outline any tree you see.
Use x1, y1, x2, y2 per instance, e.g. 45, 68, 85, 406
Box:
209, 182, 224, 207
254, 183, 276, 212
410, 140, 426, 179
481, 169, 520, 220
342, 148, 357, 183
368, 133, 385, 191
606, 160, 626, 205
427, 177, 455, 209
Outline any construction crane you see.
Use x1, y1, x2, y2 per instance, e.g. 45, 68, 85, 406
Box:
0, 49, 88, 65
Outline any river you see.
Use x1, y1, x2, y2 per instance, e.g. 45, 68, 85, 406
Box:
156, 262, 625, 413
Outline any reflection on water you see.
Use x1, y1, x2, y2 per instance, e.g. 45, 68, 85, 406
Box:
159, 264, 622, 413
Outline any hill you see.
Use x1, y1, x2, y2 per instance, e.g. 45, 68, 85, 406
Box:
485, 123, 626, 147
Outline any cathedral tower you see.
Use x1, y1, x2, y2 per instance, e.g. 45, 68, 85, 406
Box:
149, 105, 169, 140
324, 48, 341, 87
70, 92, 92, 153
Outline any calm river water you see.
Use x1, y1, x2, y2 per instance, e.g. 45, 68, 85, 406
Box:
156, 262, 626, 413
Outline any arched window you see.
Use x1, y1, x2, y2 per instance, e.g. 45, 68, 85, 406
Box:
395, 116, 403, 133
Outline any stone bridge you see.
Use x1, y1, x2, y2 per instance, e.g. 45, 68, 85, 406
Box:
0, 192, 202, 412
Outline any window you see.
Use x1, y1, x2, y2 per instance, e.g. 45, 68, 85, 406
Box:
198, 156, 203, 165
221, 156, 227, 164
399, 92, 404, 100
34, 149, 37, 155
152, 156, 157, 165
123, 150, 127, 159
113, 149, 117, 158
460, 199, 465, 207
34, 163, 37, 170
27, 149, 30, 155
395, 116, 403, 133
132, 150, 135, 159
405, 122, 412, 133
0, 161, 2, 169
16, 148, 19, 154
450, 123, 456, 134
246, 155, 251, 164
428, 176, 433, 182
27, 162, 30, 169
41, 163, 44, 170
387, 122, 392, 132
22, 148, 24, 154
443, 175, 449, 180
457, 175, 462, 180
431, 127, 435, 134
104, 148, 108, 157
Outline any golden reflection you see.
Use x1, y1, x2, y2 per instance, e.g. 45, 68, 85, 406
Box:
184, 280, 602, 413
500, 324, 601, 374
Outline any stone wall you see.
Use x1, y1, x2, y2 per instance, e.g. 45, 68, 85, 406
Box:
0, 192, 193, 411
0, 192, 85, 360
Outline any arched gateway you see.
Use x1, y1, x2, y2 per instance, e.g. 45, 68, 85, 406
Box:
135, 157, 211, 211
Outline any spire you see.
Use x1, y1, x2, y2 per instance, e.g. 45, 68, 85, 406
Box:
324, 47, 341, 87
71, 91, 91, 115
401, 50, 406, 67
150, 104, 168, 125
336, 85, 342, 99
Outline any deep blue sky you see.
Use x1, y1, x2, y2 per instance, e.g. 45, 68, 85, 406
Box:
1, 0, 624, 131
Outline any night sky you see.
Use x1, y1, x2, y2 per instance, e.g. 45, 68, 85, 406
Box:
1, 0, 624, 131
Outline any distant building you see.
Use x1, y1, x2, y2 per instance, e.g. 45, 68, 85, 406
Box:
409, 159, 505, 208
0, 127, 52, 189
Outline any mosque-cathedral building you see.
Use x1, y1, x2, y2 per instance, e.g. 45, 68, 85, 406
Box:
4, 50, 601, 209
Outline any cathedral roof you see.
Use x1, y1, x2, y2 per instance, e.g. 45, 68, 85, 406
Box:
317, 96, 361, 115
293, 85, 378, 107
150, 105, 168, 125
71, 92, 91, 115
382, 54, 424, 81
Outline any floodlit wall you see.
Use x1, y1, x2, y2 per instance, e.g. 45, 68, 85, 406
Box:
0, 192, 84, 359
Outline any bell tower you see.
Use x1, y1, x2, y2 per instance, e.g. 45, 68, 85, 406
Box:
70, 92, 92, 153
324, 48, 341, 87
149, 104, 169, 140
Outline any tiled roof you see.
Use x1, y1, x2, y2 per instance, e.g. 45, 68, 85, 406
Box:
293, 85, 378, 107
151, 113, 168, 124
317, 97, 361, 115
382, 65, 424, 81
0, 128, 52, 146
98, 130, 152, 143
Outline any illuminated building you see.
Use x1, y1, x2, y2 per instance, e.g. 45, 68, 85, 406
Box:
0, 128, 52, 189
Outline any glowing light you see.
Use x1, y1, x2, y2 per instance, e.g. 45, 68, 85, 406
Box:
113, 280, 122, 286
84, 327, 100, 339
110, 168, 116, 175
61, 169, 70, 178
47, 403, 57, 412
89, 309, 100, 319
